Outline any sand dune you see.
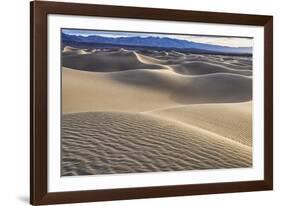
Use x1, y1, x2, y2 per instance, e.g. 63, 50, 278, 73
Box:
146, 101, 252, 146
62, 50, 167, 72
62, 112, 252, 176
62, 47, 252, 74
141, 52, 252, 70
62, 46, 90, 55
62, 67, 178, 113
112, 70, 252, 103
204, 56, 252, 69
172, 61, 252, 75
62, 67, 252, 113
61, 46, 253, 176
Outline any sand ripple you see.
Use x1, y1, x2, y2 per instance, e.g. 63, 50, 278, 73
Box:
62, 112, 252, 176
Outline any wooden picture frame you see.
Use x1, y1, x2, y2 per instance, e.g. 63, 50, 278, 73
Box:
30, 1, 273, 205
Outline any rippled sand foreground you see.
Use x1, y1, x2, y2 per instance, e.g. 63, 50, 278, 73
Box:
61, 46, 252, 176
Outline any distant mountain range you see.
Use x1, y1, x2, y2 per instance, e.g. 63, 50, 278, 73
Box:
62, 33, 252, 54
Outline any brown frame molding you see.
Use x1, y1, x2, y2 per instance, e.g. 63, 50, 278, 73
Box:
30, 1, 273, 205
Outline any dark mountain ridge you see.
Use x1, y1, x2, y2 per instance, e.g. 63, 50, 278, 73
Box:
62, 33, 252, 55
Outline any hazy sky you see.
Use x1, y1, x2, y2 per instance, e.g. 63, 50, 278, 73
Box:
62, 29, 253, 48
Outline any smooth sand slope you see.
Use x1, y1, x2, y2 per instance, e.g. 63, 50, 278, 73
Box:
62, 67, 251, 113
61, 46, 253, 176
146, 101, 252, 147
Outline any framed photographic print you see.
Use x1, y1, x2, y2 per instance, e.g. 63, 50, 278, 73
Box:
30, 1, 273, 205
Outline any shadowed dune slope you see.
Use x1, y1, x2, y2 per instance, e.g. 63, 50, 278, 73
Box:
146, 101, 252, 146
111, 69, 252, 103
62, 48, 252, 75
200, 57, 252, 70
137, 52, 252, 71
171, 61, 252, 76
62, 67, 252, 113
62, 50, 167, 72
62, 112, 252, 176
62, 67, 179, 113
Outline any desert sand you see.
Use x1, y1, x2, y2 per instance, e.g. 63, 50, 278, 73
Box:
61, 46, 253, 176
